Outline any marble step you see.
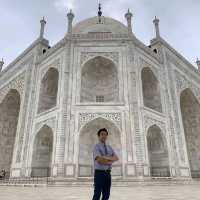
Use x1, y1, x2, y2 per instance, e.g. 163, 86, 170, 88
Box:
1, 177, 200, 187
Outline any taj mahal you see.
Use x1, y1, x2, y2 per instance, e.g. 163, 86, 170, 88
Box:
0, 5, 200, 182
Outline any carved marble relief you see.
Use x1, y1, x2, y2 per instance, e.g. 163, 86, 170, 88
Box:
34, 117, 57, 135
144, 116, 166, 135
0, 73, 25, 103
78, 112, 122, 131
80, 52, 119, 66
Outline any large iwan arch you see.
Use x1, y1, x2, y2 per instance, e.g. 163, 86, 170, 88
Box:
147, 125, 170, 177
180, 88, 200, 178
78, 117, 122, 177
31, 125, 53, 177
141, 67, 162, 112
0, 89, 20, 177
80, 56, 119, 103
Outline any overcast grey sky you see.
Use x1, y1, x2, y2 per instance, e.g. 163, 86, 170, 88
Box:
1, 0, 200, 68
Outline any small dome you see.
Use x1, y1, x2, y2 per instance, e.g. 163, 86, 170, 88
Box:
72, 16, 128, 34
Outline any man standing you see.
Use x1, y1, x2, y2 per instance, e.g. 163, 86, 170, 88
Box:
92, 128, 119, 200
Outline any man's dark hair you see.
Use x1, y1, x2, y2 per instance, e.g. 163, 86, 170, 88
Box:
97, 128, 108, 136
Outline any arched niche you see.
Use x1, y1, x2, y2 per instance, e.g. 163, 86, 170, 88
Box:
147, 125, 170, 177
78, 117, 122, 177
31, 125, 53, 177
180, 88, 200, 178
141, 67, 162, 112
80, 56, 119, 103
0, 89, 20, 177
38, 68, 59, 113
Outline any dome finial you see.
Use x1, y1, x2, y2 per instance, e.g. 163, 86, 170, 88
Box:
98, 1, 103, 23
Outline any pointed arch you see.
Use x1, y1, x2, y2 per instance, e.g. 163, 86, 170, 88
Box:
80, 56, 119, 103
31, 125, 53, 177
180, 88, 200, 178
0, 89, 20, 177
38, 67, 59, 113
141, 67, 162, 112
78, 117, 122, 177
147, 125, 170, 177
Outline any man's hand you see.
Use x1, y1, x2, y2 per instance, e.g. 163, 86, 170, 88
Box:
106, 160, 114, 165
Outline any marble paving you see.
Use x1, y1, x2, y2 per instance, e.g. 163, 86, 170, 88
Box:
0, 184, 200, 200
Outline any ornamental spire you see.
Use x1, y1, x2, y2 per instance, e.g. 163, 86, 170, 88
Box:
0, 58, 4, 72
196, 58, 200, 70
125, 9, 133, 35
39, 16, 46, 39
67, 9, 75, 34
153, 16, 160, 38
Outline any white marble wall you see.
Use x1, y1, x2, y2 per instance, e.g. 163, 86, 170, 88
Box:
1, 25, 200, 180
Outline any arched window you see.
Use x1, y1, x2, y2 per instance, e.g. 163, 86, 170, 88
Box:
147, 125, 170, 177
38, 68, 59, 113
31, 125, 53, 177
141, 67, 162, 112
80, 56, 119, 103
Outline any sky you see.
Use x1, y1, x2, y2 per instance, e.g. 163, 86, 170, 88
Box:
0, 0, 200, 68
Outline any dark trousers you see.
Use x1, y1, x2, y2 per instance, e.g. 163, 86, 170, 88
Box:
92, 170, 111, 200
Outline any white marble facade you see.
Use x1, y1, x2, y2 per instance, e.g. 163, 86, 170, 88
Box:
0, 10, 200, 180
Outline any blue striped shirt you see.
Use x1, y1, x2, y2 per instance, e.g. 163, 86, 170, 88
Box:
93, 142, 117, 170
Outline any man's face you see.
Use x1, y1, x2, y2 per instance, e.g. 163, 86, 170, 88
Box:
98, 131, 108, 143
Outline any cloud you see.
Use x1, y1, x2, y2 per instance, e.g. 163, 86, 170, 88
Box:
1, 0, 200, 67
54, 0, 76, 12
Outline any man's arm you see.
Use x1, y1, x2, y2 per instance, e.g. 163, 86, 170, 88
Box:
95, 156, 114, 165
102, 155, 119, 162
93, 145, 113, 165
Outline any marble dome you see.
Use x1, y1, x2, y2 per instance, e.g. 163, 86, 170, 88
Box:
72, 16, 128, 34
